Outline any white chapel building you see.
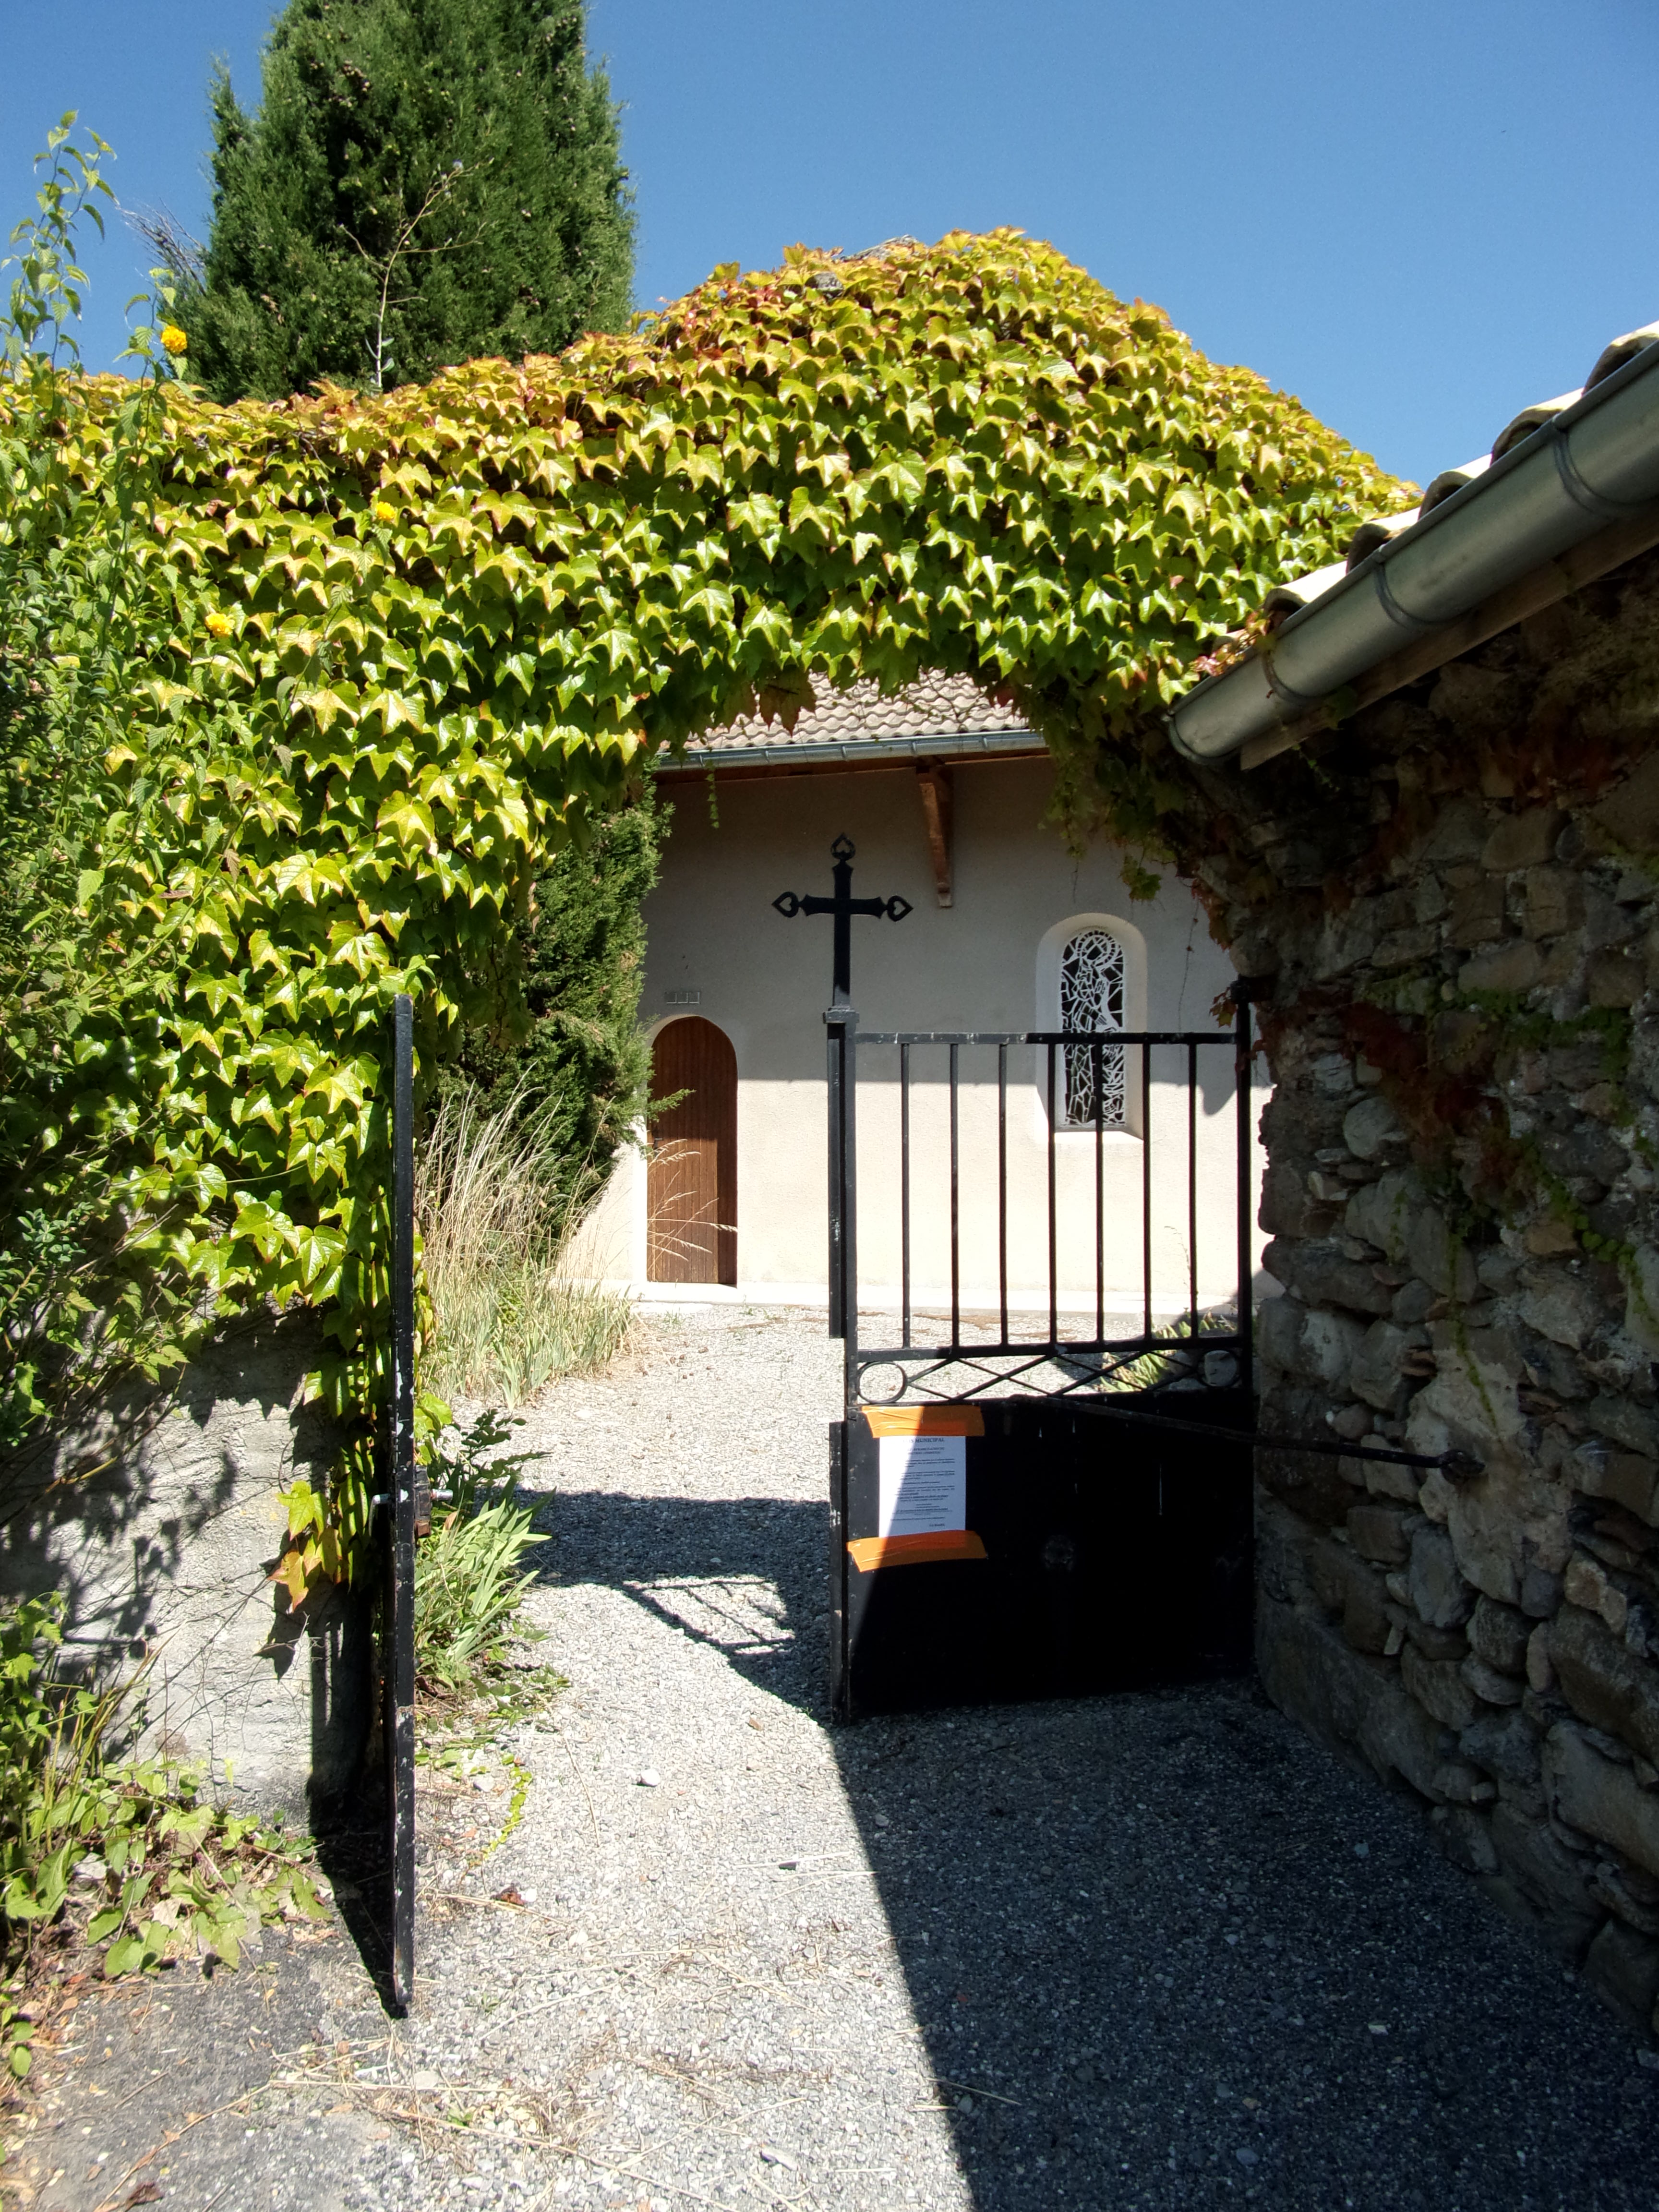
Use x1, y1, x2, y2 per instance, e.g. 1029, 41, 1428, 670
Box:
580, 674, 1257, 1320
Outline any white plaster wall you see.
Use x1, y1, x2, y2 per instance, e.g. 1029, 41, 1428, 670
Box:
619, 755, 1261, 1312
565, 1126, 648, 1285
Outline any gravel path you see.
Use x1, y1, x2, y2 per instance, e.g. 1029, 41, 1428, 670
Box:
14, 1306, 1659, 2211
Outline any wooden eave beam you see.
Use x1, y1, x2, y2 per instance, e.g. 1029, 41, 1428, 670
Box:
915, 762, 954, 907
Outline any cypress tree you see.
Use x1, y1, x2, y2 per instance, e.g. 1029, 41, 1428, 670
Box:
189, 0, 633, 401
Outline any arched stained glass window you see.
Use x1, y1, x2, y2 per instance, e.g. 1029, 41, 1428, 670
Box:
1059, 928, 1126, 1126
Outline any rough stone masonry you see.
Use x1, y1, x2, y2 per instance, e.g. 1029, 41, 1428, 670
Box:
1179, 541, 1659, 2036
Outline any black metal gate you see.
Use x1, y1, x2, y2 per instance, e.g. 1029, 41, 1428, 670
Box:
825, 989, 1259, 1719
384, 993, 417, 2010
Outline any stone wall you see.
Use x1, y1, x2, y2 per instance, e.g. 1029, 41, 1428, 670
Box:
0, 1309, 374, 1820
1187, 547, 1659, 2034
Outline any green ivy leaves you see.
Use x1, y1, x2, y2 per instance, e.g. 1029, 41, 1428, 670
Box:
5, 226, 1403, 1576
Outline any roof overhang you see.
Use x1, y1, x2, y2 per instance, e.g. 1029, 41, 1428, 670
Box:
652, 727, 1046, 780
1168, 327, 1659, 769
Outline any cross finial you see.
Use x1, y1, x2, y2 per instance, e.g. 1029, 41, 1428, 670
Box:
774, 835, 911, 1007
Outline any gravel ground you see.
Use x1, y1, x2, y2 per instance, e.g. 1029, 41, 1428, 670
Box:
12, 1305, 1659, 2212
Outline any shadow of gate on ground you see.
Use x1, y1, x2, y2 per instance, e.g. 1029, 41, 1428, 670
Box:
543, 1485, 1659, 2212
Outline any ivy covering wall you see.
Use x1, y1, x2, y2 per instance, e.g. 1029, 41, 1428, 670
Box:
2, 224, 1403, 1590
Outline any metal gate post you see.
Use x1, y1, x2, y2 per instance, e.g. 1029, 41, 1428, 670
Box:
825, 1005, 858, 1718
825, 1005, 858, 1353
843, 1015, 859, 1406
1232, 982, 1255, 1406
828, 1417, 851, 1720
826, 1010, 844, 1341
387, 993, 417, 2012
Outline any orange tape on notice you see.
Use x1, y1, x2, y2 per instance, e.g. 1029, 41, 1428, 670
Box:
847, 1531, 988, 1572
860, 1406, 985, 1438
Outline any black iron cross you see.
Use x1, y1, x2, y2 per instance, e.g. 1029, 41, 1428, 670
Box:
773, 834, 911, 1007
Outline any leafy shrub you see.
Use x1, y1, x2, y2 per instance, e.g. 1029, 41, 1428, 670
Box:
0, 122, 197, 1456
414, 1412, 543, 1693
417, 1084, 633, 1405
0, 1599, 125, 1944
0, 1594, 324, 2075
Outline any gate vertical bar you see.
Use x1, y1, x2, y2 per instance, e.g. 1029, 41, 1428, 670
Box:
1094, 1042, 1104, 1345
843, 1020, 860, 1410
900, 1042, 912, 1351
1234, 985, 1255, 1403
949, 1042, 961, 1350
1141, 1044, 1153, 1341
829, 1411, 851, 1720
824, 1005, 857, 1716
826, 1011, 849, 1343
825, 1002, 859, 1715
1187, 1041, 1199, 1337
1046, 1042, 1058, 1346
387, 991, 416, 2015
997, 1044, 1009, 1347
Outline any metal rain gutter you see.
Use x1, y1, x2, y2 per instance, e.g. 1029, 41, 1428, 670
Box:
654, 727, 1043, 774
1167, 331, 1659, 765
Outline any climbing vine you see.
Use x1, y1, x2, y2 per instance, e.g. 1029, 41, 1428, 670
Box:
3, 208, 1403, 1591
1, 121, 198, 1457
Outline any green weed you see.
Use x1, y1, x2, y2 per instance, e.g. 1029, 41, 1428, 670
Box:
415, 1413, 547, 1695
0, 1595, 324, 2078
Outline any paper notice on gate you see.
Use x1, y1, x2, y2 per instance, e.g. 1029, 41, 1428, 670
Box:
878, 1432, 967, 1539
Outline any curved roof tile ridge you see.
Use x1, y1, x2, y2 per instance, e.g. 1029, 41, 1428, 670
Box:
688, 670, 1032, 754
1169, 310, 1659, 764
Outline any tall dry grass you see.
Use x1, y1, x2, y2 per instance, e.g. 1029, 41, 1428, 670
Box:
416, 1087, 634, 1404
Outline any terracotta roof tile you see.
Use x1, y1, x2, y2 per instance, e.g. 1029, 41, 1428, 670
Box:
688, 671, 1031, 753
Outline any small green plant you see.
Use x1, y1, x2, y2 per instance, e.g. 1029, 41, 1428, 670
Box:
1077, 1304, 1237, 1394
414, 1411, 544, 1694
0, 1595, 324, 2076
416, 1505, 540, 1691
415, 1657, 563, 1884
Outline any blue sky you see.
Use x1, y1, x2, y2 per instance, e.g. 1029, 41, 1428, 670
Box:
4, 0, 1656, 485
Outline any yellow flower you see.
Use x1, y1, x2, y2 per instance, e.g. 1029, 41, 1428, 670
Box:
204, 611, 231, 638
373, 500, 396, 523
160, 324, 189, 357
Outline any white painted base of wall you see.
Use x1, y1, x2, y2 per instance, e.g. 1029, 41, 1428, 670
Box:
574, 1146, 1260, 1311
602, 1270, 1282, 1320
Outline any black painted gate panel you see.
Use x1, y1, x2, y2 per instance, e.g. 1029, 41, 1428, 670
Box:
825, 990, 1259, 1722
831, 1395, 1253, 1717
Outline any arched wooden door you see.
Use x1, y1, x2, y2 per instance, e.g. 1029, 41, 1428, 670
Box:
647, 1017, 737, 1286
